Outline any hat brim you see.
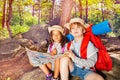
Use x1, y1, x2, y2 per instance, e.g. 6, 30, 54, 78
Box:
48, 27, 64, 34
64, 22, 86, 30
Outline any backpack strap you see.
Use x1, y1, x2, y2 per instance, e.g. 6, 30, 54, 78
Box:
67, 38, 95, 71
49, 44, 53, 53
80, 26, 96, 70
82, 26, 112, 71
67, 41, 72, 50
80, 32, 91, 59
80, 24, 93, 59
49, 44, 65, 54
67, 35, 90, 59
66, 27, 92, 59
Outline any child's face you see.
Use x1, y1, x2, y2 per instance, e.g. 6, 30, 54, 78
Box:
52, 30, 62, 43
70, 24, 84, 37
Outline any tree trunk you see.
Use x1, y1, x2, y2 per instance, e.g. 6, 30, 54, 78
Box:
85, 0, 88, 23
38, 7, 41, 24
6, 0, 13, 38
38, 0, 41, 24
32, 5, 35, 16
2, 0, 7, 28
74, 2, 77, 17
18, 5, 23, 26
60, 0, 74, 27
51, 0, 55, 20
101, 0, 104, 21
60, 0, 74, 35
78, 0, 82, 18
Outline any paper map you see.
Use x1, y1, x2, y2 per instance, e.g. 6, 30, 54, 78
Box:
26, 48, 62, 66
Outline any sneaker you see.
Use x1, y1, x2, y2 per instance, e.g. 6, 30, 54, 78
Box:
46, 73, 52, 80
51, 77, 59, 80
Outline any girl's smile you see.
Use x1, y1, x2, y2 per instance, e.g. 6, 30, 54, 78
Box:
52, 30, 62, 43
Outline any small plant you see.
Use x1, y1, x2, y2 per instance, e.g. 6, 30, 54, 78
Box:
6, 77, 11, 80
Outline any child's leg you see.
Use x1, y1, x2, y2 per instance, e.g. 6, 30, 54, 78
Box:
39, 62, 52, 75
54, 58, 60, 79
60, 57, 74, 80
46, 62, 52, 71
85, 72, 104, 80
39, 63, 53, 80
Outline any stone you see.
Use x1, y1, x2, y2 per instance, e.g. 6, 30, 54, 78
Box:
0, 48, 34, 80
19, 68, 45, 80
22, 24, 50, 52
0, 43, 21, 55
22, 24, 50, 45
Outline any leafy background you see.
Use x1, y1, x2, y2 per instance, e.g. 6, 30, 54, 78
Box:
0, 0, 120, 40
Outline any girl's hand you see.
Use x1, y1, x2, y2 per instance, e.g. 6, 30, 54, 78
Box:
50, 48, 57, 56
64, 50, 76, 59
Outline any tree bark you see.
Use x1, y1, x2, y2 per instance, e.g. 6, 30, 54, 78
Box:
6, 0, 13, 38
60, 0, 74, 27
74, 2, 77, 17
101, 8, 104, 21
38, 6, 41, 24
78, 0, 82, 18
101, 0, 104, 21
51, 0, 55, 20
32, 5, 35, 16
18, 5, 23, 26
2, 0, 7, 28
37, 0, 41, 24
85, 0, 88, 23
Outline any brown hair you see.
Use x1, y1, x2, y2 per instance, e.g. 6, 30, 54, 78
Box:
49, 31, 67, 47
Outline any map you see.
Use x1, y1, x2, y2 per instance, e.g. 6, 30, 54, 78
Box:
26, 48, 62, 66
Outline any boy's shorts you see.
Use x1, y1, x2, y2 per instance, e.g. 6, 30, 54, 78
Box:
70, 64, 94, 80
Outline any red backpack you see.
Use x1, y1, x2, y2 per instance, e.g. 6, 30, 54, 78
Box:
67, 26, 112, 71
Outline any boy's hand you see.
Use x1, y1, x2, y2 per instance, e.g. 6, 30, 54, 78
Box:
63, 52, 69, 57
65, 50, 76, 59
50, 48, 57, 56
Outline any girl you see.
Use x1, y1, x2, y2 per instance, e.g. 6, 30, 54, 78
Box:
39, 25, 66, 80
60, 18, 104, 80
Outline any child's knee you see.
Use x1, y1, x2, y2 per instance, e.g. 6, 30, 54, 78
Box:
55, 58, 60, 62
85, 73, 104, 80
39, 64, 46, 68
60, 57, 71, 63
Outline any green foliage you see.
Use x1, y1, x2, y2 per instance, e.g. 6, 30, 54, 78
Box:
0, 27, 9, 40
11, 13, 38, 26
75, 0, 120, 37
41, 0, 52, 8
23, 13, 38, 26
0, 0, 120, 39
88, 10, 102, 24
0, 9, 3, 27
107, 32, 116, 37
23, 0, 35, 6
112, 14, 120, 37
10, 13, 20, 25
11, 25, 30, 36
0, 25, 30, 40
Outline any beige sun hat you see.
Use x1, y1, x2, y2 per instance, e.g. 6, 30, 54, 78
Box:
48, 25, 64, 34
64, 18, 86, 30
